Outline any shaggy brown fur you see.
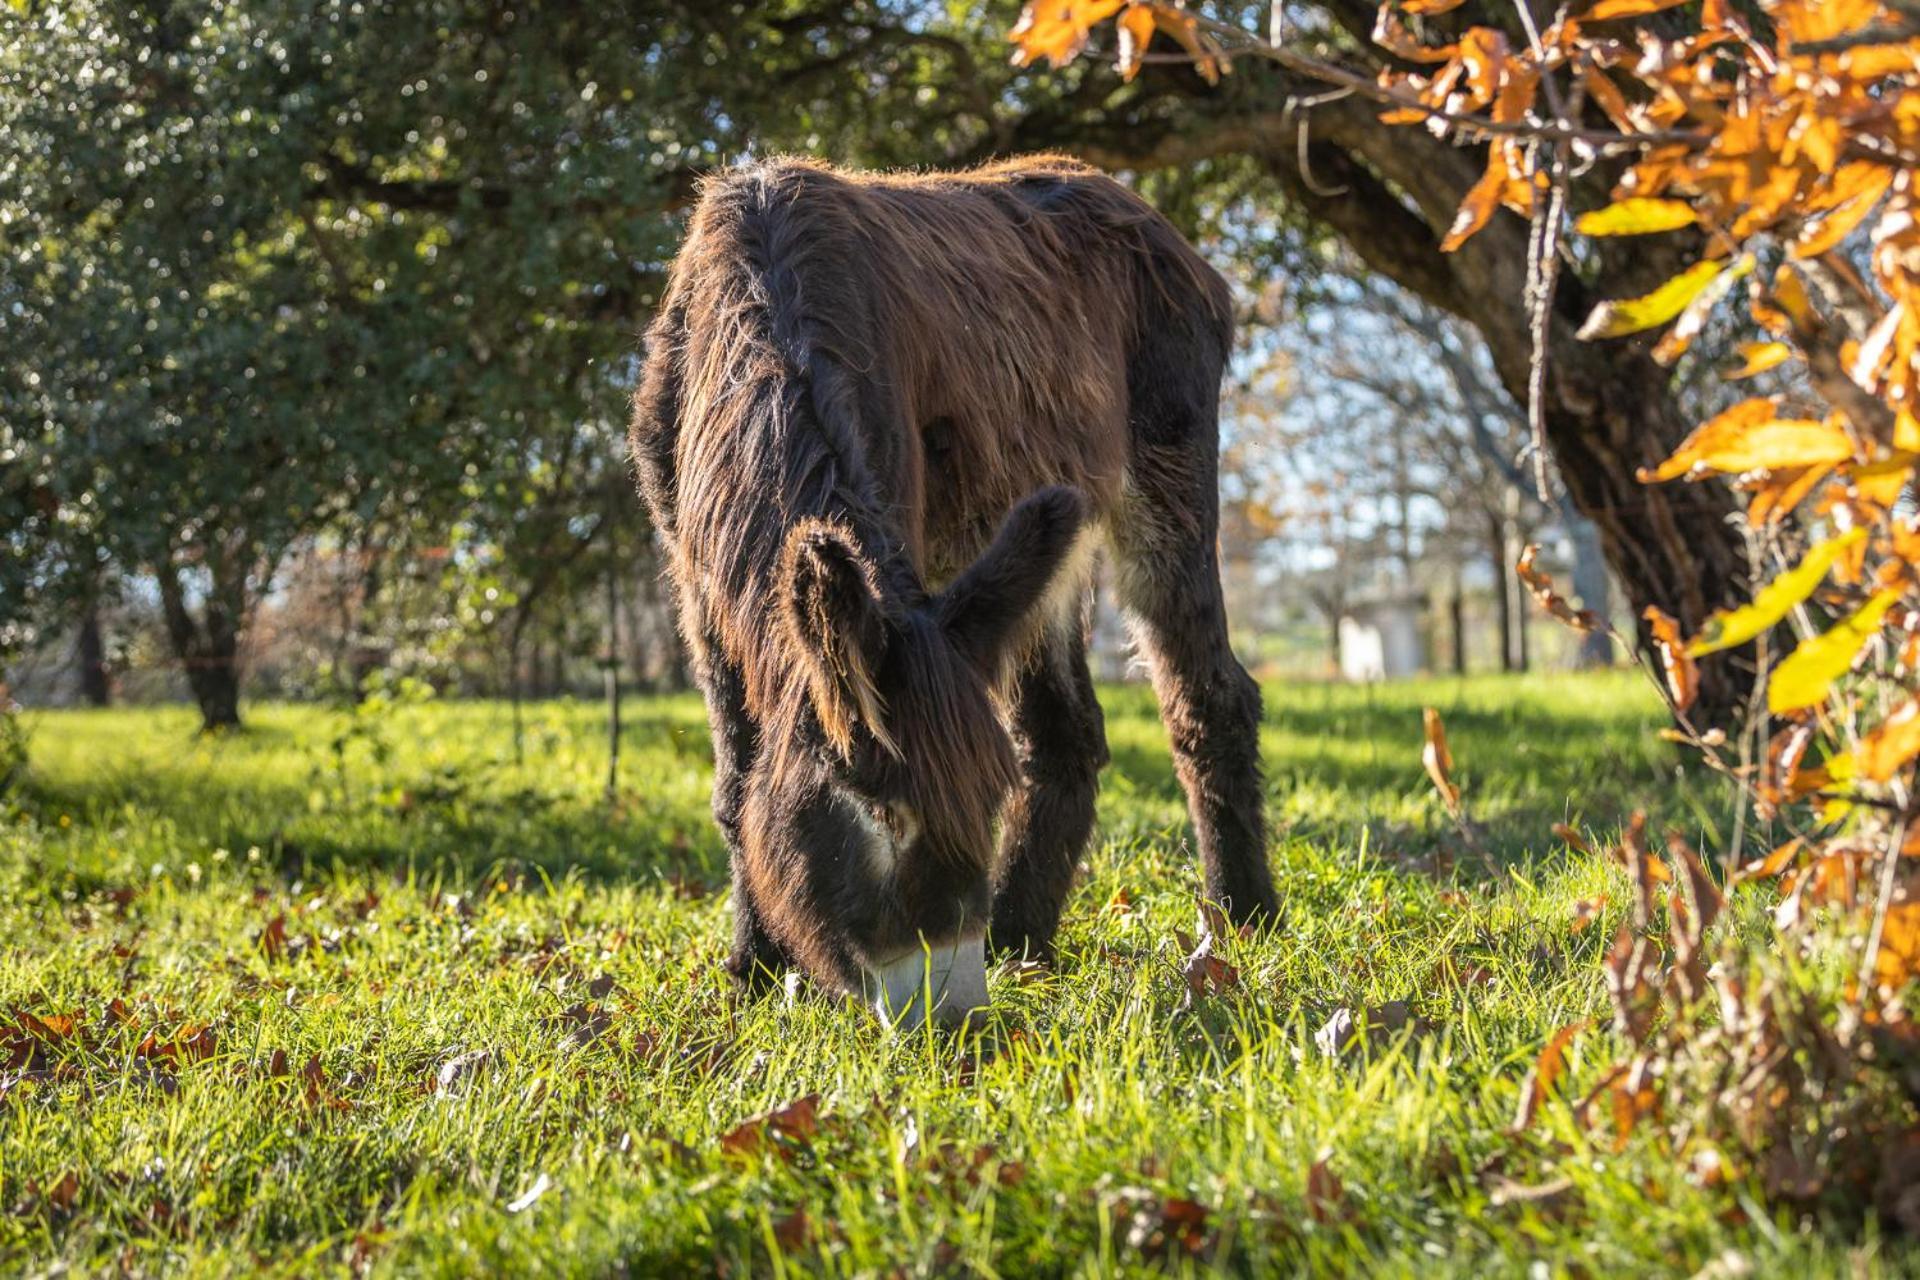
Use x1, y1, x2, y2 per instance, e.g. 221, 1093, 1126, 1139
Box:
631, 154, 1276, 1001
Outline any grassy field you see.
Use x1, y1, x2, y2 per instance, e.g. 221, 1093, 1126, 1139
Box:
0, 673, 1909, 1276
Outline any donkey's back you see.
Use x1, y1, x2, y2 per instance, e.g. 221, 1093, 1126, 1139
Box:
649, 155, 1235, 584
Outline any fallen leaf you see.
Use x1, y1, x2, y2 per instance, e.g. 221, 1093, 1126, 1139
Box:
1510, 1021, 1587, 1132
1421, 706, 1462, 817
719, 1094, 822, 1159
770, 1205, 812, 1251
1306, 1156, 1350, 1223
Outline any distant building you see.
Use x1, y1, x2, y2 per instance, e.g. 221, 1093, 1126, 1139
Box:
1339, 592, 1429, 681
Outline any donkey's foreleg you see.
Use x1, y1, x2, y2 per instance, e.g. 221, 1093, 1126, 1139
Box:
697, 642, 792, 991
989, 621, 1107, 963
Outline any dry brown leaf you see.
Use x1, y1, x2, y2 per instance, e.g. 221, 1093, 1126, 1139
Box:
1642, 607, 1698, 713
1510, 1020, 1588, 1132
719, 1094, 822, 1160
1516, 544, 1600, 631
1421, 706, 1462, 817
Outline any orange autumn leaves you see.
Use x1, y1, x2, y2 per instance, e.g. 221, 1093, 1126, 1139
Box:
1009, 0, 1225, 83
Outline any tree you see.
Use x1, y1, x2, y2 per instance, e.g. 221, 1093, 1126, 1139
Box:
1000, 0, 1753, 716
1, 0, 699, 728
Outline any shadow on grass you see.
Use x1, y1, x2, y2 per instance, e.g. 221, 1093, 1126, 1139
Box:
16, 678, 1705, 889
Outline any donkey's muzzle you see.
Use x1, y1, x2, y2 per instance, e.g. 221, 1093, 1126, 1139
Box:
862, 934, 988, 1032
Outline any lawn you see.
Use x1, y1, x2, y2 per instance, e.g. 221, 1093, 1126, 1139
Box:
0, 673, 1909, 1276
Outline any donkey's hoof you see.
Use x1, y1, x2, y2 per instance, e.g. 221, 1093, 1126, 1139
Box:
862, 934, 988, 1032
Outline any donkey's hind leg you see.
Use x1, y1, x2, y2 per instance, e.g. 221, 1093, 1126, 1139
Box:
988, 610, 1108, 964
697, 638, 791, 991
1112, 475, 1278, 926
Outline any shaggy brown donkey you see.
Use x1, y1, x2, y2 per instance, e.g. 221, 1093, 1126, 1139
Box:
631, 155, 1276, 1027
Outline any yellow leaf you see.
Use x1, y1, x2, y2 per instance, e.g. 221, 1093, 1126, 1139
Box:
1897, 409, 1920, 453
1575, 198, 1699, 236
1578, 259, 1728, 340
1767, 589, 1902, 713
1689, 529, 1867, 655
1653, 254, 1754, 364
1726, 341, 1792, 380
1640, 400, 1854, 482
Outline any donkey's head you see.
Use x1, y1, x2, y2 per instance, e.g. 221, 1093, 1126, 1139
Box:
768, 485, 1088, 1012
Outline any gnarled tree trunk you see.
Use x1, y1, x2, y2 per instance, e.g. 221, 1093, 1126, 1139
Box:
156, 552, 248, 733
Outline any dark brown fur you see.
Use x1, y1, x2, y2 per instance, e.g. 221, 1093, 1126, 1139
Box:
631, 154, 1276, 997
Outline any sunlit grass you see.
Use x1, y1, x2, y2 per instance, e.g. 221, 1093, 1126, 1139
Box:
0, 674, 1907, 1275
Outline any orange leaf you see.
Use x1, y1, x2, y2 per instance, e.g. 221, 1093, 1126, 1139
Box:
1442, 146, 1513, 252
1873, 902, 1920, 995
1115, 4, 1157, 80
1570, 895, 1609, 934
1422, 706, 1462, 817
1791, 167, 1894, 259
1511, 1021, 1588, 1133
1583, 0, 1688, 17
1731, 836, 1805, 885
1516, 543, 1601, 631
1643, 606, 1698, 713
1145, 3, 1226, 83
1854, 697, 1920, 782
1009, 0, 1127, 69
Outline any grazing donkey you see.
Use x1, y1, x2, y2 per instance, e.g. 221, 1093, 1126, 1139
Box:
631, 155, 1276, 1028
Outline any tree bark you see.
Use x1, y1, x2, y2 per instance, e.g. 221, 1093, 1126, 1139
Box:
1564, 505, 1616, 667
1488, 511, 1517, 672
76, 603, 111, 707
156, 556, 245, 732
1450, 582, 1467, 675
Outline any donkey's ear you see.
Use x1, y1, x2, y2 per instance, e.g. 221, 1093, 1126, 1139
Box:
780, 519, 898, 757
938, 485, 1088, 671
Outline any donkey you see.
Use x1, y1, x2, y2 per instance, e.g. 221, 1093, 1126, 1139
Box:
630, 155, 1276, 1028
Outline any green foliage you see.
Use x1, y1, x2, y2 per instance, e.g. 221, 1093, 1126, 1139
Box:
5, 674, 1906, 1275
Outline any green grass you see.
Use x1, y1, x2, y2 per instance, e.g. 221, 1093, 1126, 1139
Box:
0, 673, 1909, 1276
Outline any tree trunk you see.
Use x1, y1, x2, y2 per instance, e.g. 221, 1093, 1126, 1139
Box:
1450, 581, 1467, 675
1564, 505, 1616, 667
1536, 341, 1748, 713
75, 603, 111, 707
156, 558, 245, 733
604, 530, 622, 804
1488, 511, 1516, 672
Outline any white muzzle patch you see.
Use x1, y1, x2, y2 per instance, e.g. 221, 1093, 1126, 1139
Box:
862, 934, 988, 1032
